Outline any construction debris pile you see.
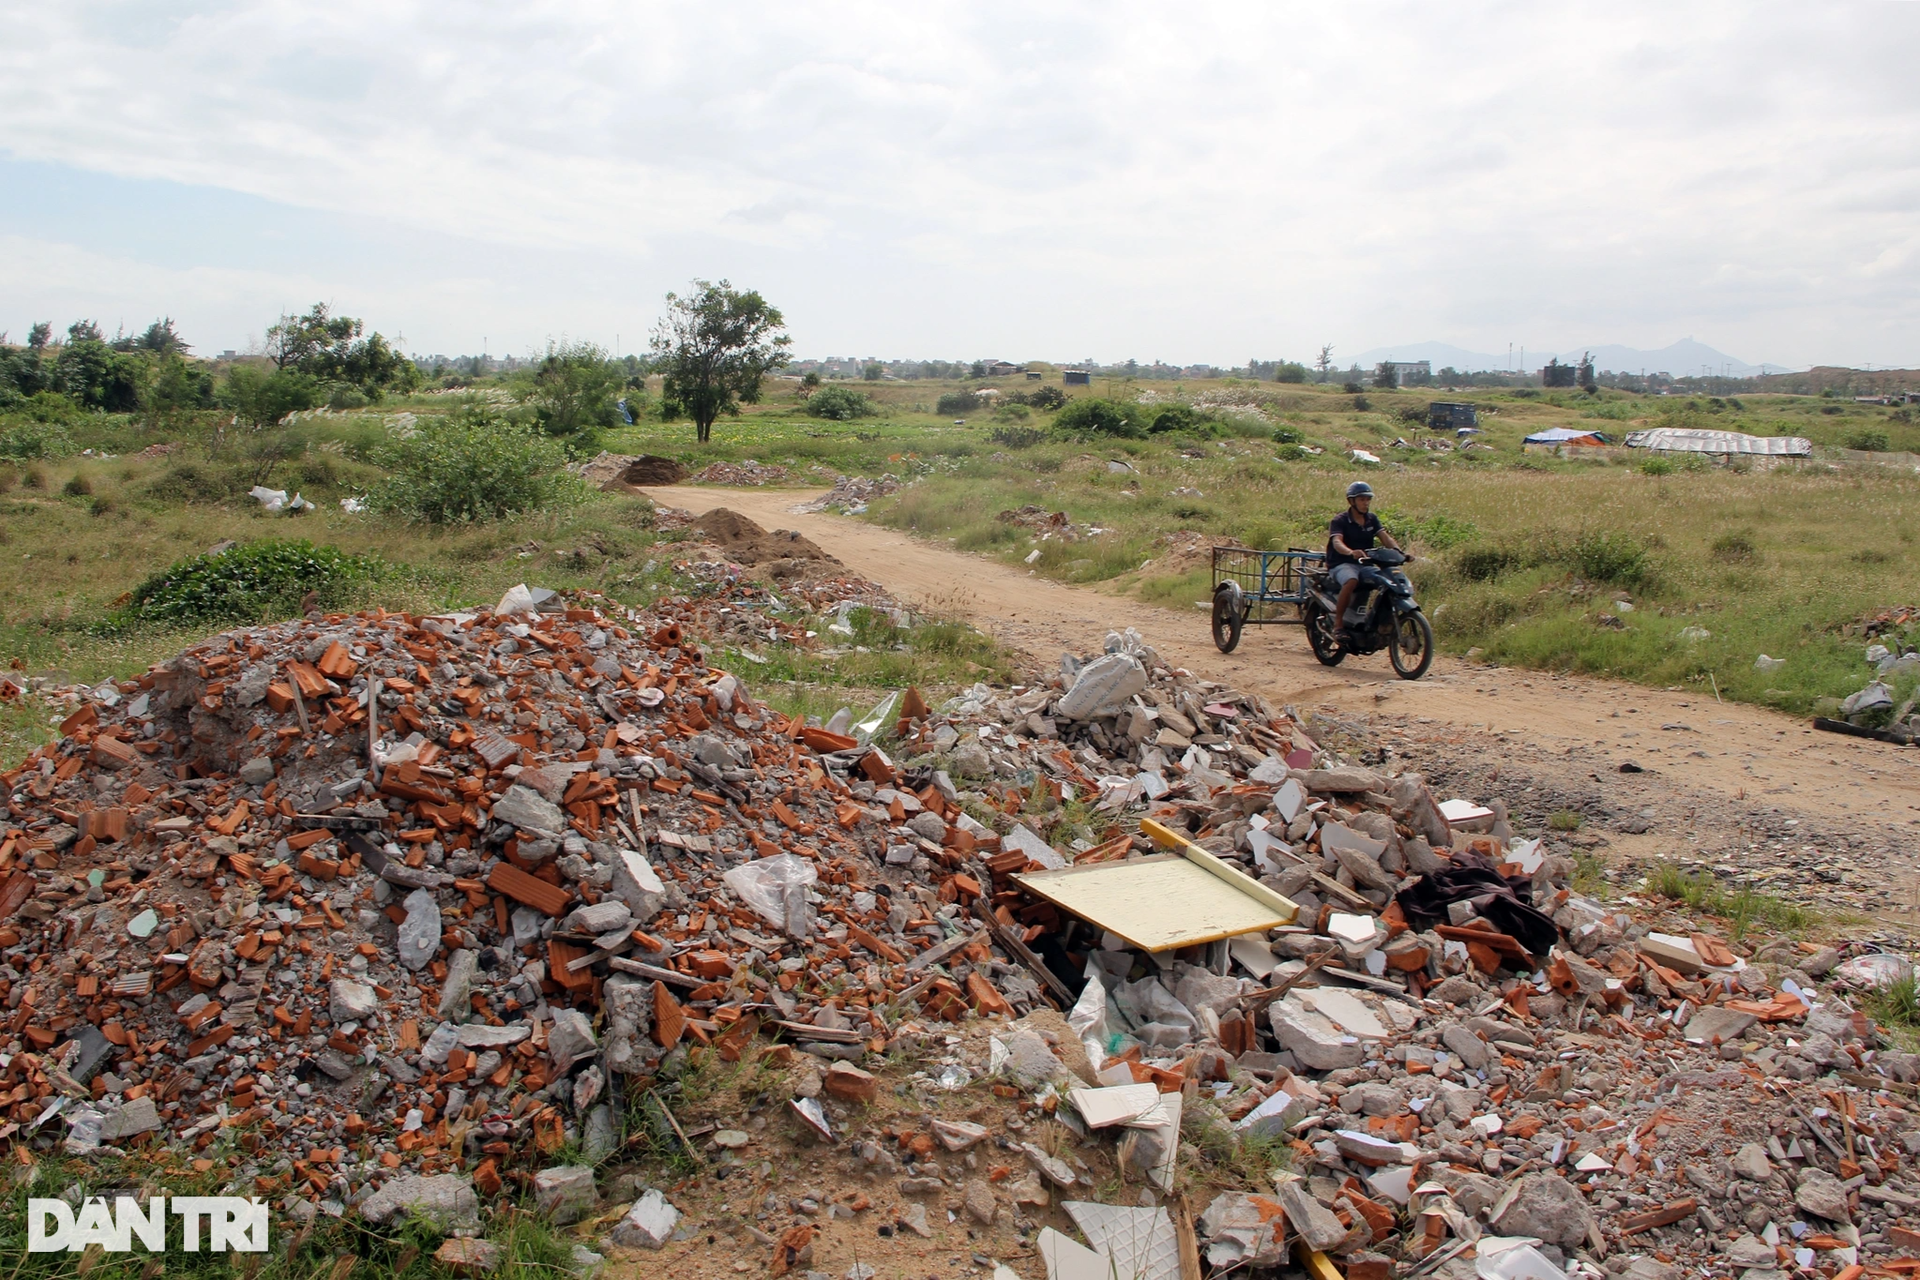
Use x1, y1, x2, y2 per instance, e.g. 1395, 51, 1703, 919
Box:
692, 460, 791, 487
792, 474, 903, 515
6, 591, 1920, 1280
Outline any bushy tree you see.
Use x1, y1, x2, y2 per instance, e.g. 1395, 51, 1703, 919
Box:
53, 331, 145, 411
1373, 363, 1398, 389
806, 386, 879, 421
935, 390, 980, 416
651, 280, 791, 443
525, 341, 624, 453
370, 407, 586, 523
1275, 361, 1309, 383
265, 303, 420, 398
223, 364, 322, 427
862, 362, 884, 381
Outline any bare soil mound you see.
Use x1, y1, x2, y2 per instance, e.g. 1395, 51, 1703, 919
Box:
580, 452, 690, 493
692, 507, 841, 574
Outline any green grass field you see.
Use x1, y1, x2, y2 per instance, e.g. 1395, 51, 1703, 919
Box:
2, 373, 1916, 770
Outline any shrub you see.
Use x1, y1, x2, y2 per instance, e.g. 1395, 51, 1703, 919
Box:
805, 386, 879, 421
988, 425, 1047, 449
62, 474, 92, 497
326, 384, 370, 410
935, 390, 981, 416
1455, 545, 1522, 581
1276, 443, 1308, 461
1845, 428, 1891, 452
0, 418, 77, 460
369, 409, 586, 524
1024, 385, 1067, 411
1639, 456, 1674, 476
1272, 425, 1303, 444
1054, 397, 1145, 438
23, 465, 47, 489
1711, 531, 1758, 562
1351, 396, 1369, 411
1341, 381, 1364, 395
1274, 362, 1308, 383
1562, 531, 1651, 588
0, 464, 14, 493
1148, 405, 1206, 434
992, 402, 1032, 424
118, 539, 384, 628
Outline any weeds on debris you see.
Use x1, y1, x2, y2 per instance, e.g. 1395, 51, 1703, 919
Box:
1646, 861, 1814, 938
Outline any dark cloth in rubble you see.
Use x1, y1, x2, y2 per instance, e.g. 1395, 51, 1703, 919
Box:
1395, 852, 1559, 957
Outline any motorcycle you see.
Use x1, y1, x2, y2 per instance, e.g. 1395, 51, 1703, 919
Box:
1301, 547, 1434, 679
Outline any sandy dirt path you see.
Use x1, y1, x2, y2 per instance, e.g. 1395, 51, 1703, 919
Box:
646, 485, 1920, 902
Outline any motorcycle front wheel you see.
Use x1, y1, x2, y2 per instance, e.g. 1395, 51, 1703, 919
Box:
1390, 611, 1435, 680
1304, 603, 1345, 667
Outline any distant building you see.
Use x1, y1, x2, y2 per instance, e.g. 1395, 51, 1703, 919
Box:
1025, 370, 1042, 380
1063, 369, 1092, 386
1385, 360, 1431, 385
984, 360, 1023, 377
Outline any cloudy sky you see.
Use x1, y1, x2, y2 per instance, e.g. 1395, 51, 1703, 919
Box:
2, 2, 1916, 369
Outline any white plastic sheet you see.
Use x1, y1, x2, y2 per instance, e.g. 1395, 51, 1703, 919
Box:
723, 853, 818, 937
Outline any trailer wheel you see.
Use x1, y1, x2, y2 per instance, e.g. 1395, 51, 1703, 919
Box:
1211, 587, 1245, 653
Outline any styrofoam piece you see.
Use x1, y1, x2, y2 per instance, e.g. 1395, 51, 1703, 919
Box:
1229, 934, 1280, 979
1296, 987, 1387, 1039
1063, 1202, 1181, 1280
1273, 778, 1304, 823
1574, 1152, 1612, 1172
1070, 1083, 1161, 1129
1505, 838, 1545, 874
1438, 798, 1494, 823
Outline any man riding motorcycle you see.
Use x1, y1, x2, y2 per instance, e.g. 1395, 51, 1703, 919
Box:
1327, 481, 1402, 646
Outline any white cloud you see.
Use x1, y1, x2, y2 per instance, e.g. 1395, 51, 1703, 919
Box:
2, 1, 1918, 364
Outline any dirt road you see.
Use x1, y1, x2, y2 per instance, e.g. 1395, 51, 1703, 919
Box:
647, 485, 1920, 917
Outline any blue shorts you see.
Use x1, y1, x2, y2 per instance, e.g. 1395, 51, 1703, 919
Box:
1331, 563, 1362, 588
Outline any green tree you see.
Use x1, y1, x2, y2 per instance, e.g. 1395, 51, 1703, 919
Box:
524, 341, 623, 453
1315, 344, 1334, 382
26, 322, 51, 351
1577, 351, 1597, 393
136, 318, 191, 355
650, 280, 791, 443
222, 364, 322, 428
265, 303, 419, 398
805, 386, 878, 421
862, 362, 884, 381
146, 351, 216, 418
799, 371, 822, 398
1275, 361, 1309, 383
1373, 362, 1398, 389
53, 332, 145, 411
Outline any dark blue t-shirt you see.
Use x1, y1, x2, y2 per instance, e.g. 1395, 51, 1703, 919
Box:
1327, 511, 1381, 568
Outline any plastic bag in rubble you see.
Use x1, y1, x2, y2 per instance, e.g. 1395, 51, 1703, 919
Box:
1067, 966, 1112, 1071
249, 485, 289, 512
496, 583, 540, 616
851, 691, 900, 744
1114, 974, 1200, 1048
723, 854, 818, 937
63, 1106, 105, 1154
1836, 952, 1913, 989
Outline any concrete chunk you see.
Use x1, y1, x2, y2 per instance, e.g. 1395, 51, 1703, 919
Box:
548, 1007, 597, 1071
609, 849, 668, 922
359, 1173, 481, 1230
534, 1165, 598, 1224
491, 784, 568, 835
330, 977, 379, 1023
1269, 996, 1363, 1071
610, 1189, 680, 1249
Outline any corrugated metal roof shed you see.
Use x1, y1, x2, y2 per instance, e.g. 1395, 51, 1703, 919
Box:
1624, 428, 1811, 456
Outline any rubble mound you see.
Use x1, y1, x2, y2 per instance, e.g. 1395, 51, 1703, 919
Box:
792, 473, 902, 514
692, 507, 840, 574
692, 459, 790, 486
7, 598, 1920, 1277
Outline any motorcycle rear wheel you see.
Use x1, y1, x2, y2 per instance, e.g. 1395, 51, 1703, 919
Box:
1304, 603, 1345, 667
1390, 612, 1435, 680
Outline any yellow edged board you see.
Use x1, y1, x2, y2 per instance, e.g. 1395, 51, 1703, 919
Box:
1010, 819, 1298, 952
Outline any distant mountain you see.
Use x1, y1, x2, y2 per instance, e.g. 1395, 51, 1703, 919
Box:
1350, 339, 1796, 377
